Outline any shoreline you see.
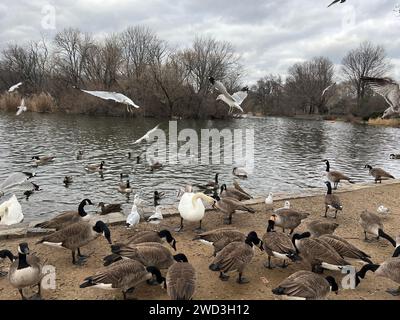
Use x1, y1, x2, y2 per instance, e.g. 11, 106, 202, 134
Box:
1, 180, 400, 300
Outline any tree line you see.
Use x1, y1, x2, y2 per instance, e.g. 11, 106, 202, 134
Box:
0, 26, 392, 119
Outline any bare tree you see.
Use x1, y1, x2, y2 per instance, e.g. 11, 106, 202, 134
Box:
252, 74, 283, 115
286, 57, 334, 114
53, 28, 94, 86
341, 41, 391, 103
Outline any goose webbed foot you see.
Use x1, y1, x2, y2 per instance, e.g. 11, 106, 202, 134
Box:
29, 293, 43, 300
237, 273, 250, 284
219, 272, 230, 281
175, 226, 183, 233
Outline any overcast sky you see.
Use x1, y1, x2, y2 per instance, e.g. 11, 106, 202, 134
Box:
0, 0, 399, 84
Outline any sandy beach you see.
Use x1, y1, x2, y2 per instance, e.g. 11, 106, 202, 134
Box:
0, 181, 399, 300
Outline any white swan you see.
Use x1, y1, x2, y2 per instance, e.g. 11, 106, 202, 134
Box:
177, 192, 215, 232
265, 192, 273, 205
126, 204, 140, 228
0, 195, 23, 226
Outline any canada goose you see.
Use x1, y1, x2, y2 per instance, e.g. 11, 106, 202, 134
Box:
166, 254, 196, 300
34, 199, 93, 230
292, 232, 350, 273
220, 184, 251, 201
118, 180, 133, 194
120, 172, 129, 180
318, 234, 373, 264
85, 161, 105, 172
126, 204, 140, 228
204, 173, 219, 191
193, 227, 246, 256
359, 210, 396, 246
262, 218, 301, 269
272, 208, 309, 235
98, 202, 122, 215
265, 192, 273, 206
272, 271, 339, 300
31, 156, 55, 166
126, 230, 177, 250
80, 259, 165, 300
0, 249, 15, 277
233, 180, 252, 198
365, 164, 395, 183
209, 231, 263, 284
0, 194, 23, 226
147, 206, 163, 224
322, 160, 354, 189
154, 191, 164, 204
232, 167, 248, 178
377, 205, 390, 215
307, 220, 339, 237
177, 192, 215, 232
8, 243, 43, 300
63, 176, 73, 186
213, 194, 255, 225
37, 220, 112, 265
324, 181, 343, 219
23, 182, 41, 200
356, 246, 400, 296
149, 158, 163, 171
104, 242, 182, 269
390, 154, 400, 159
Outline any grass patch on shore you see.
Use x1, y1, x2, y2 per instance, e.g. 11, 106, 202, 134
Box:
368, 117, 400, 127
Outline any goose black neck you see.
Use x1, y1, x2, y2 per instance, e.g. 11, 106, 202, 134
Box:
393, 246, 400, 258
326, 183, 332, 195
215, 174, 219, 183
267, 220, 275, 233
356, 264, 380, 279
17, 253, 30, 270
245, 237, 254, 247
78, 202, 88, 217
325, 161, 330, 172
0, 250, 14, 262
378, 229, 396, 247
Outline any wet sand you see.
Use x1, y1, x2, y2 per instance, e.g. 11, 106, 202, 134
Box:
1, 182, 399, 300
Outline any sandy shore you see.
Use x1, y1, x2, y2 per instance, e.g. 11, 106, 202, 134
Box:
1, 181, 400, 300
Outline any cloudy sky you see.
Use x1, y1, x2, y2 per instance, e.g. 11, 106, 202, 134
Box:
0, 0, 399, 84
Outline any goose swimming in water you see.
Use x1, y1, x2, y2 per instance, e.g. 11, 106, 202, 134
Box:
31, 156, 55, 166
85, 161, 105, 173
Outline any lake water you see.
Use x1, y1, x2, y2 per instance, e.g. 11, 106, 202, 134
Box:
1, 112, 399, 223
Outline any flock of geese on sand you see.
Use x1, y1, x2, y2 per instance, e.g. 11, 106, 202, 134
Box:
0, 152, 400, 300
1, 74, 400, 300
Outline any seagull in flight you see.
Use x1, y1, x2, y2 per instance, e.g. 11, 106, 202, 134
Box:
328, 0, 346, 7
321, 82, 337, 98
74, 87, 140, 113
209, 77, 249, 113
133, 124, 160, 144
361, 76, 400, 119
16, 98, 27, 116
8, 82, 23, 93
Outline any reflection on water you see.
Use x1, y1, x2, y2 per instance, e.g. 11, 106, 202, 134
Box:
0, 112, 399, 222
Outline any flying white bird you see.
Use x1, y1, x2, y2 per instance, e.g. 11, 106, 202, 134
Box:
133, 124, 160, 144
361, 77, 400, 119
74, 87, 140, 113
0, 172, 36, 196
16, 98, 27, 116
327, 0, 346, 7
209, 77, 249, 113
321, 82, 337, 98
8, 82, 22, 93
